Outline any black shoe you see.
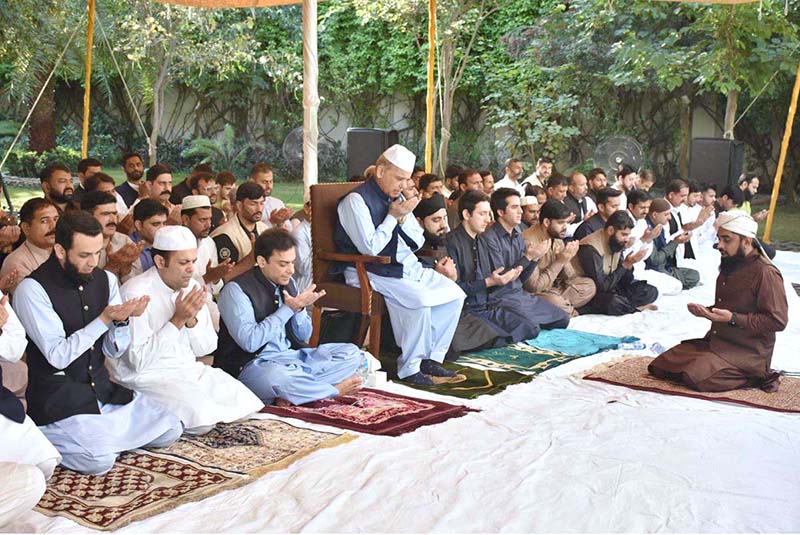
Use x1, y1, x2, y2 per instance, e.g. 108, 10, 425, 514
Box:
403, 371, 435, 386
420, 359, 457, 378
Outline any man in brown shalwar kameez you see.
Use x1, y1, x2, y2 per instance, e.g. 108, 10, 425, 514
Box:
648, 211, 788, 392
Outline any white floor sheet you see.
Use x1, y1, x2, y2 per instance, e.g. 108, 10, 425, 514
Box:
6, 251, 800, 533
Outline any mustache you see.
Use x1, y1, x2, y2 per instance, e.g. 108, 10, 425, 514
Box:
45, 230, 55, 237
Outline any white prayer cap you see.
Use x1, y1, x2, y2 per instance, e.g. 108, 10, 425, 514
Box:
380, 144, 416, 173
716, 211, 758, 238
520, 196, 539, 207
153, 226, 197, 251
181, 195, 211, 211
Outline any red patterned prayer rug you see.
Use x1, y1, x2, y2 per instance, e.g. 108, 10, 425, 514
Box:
34, 419, 355, 531
584, 356, 800, 414
260, 388, 478, 436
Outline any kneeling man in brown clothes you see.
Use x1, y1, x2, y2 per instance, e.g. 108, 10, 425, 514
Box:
648, 212, 788, 392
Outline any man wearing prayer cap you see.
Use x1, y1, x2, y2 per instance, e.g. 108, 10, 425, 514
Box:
519, 195, 540, 231
334, 144, 466, 385
649, 212, 788, 392
109, 226, 264, 435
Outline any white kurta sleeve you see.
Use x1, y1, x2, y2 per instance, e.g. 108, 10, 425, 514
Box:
185, 303, 217, 357
0, 293, 28, 363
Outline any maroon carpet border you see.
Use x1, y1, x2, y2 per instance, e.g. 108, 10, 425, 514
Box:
584, 375, 800, 414
261, 388, 478, 436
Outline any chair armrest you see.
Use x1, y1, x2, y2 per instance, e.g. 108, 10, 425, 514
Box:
318, 251, 392, 264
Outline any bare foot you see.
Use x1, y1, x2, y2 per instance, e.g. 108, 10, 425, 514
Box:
274, 398, 293, 407
637, 304, 658, 312
335, 375, 363, 396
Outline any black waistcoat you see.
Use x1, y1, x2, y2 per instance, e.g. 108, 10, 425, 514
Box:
0, 365, 25, 423
26, 254, 133, 426
215, 267, 308, 378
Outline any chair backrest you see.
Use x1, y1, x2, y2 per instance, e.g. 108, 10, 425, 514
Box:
310, 181, 362, 285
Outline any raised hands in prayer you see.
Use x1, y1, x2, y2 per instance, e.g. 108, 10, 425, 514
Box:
698, 204, 715, 223
583, 209, 597, 221
0, 268, 18, 293
556, 240, 579, 263
485, 265, 523, 288
525, 238, 551, 262
622, 247, 648, 270
673, 231, 692, 244
105, 241, 145, 279
203, 258, 234, 285
269, 207, 293, 227
434, 256, 457, 281
101, 295, 151, 325
687, 303, 733, 323
0, 295, 9, 329
283, 283, 326, 312
0, 225, 21, 249
388, 188, 421, 220
641, 223, 663, 244
566, 212, 576, 224
171, 286, 207, 329
753, 209, 769, 222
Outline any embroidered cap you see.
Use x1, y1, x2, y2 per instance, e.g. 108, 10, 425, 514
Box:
520, 196, 539, 207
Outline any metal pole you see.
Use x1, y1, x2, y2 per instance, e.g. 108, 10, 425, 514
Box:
81, 0, 96, 159
764, 61, 800, 243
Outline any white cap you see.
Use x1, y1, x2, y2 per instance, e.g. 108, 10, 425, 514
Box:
520, 196, 539, 207
381, 144, 416, 173
181, 195, 211, 211
153, 226, 197, 251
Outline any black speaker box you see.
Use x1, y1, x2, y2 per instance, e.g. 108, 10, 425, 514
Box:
346, 128, 399, 179
688, 138, 744, 189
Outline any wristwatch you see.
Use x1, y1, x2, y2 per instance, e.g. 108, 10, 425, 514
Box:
728, 312, 737, 327
112, 319, 130, 328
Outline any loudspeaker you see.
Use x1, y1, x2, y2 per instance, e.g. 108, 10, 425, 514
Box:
346, 128, 399, 179
688, 138, 744, 189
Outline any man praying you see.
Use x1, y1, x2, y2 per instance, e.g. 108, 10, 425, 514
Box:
217, 229, 364, 405
109, 226, 263, 434
573, 187, 623, 240
13, 212, 182, 475
644, 199, 700, 290
335, 144, 465, 385
0, 199, 59, 294
211, 181, 266, 264
522, 200, 596, 317
649, 212, 788, 392
576, 211, 658, 316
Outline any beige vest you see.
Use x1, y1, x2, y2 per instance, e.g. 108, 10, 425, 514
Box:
210, 215, 266, 259
580, 228, 621, 275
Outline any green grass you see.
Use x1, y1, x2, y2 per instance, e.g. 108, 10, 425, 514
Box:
758, 203, 800, 244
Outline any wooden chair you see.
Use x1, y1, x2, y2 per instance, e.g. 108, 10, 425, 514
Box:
309, 182, 389, 355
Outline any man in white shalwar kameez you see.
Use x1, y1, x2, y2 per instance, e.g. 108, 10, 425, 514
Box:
624, 190, 683, 296
335, 145, 466, 385
0, 293, 61, 527
110, 226, 263, 435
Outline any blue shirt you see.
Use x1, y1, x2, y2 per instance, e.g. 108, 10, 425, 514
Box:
130, 231, 155, 273
217, 280, 312, 360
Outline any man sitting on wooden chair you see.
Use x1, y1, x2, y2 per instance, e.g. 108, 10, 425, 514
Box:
334, 145, 466, 386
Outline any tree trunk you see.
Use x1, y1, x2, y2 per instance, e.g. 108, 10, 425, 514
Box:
678, 95, 692, 177
723, 88, 738, 140
28, 72, 57, 154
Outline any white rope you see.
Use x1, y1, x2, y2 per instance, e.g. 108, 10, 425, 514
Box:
96, 12, 152, 151
734, 40, 800, 128
0, 20, 85, 174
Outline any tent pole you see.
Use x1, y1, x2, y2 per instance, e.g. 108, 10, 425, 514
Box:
424, 0, 436, 173
81, 0, 96, 159
302, 0, 319, 200
764, 61, 800, 243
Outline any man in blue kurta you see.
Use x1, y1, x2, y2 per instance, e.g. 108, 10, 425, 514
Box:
334, 145, 466, 385
216, 229, 364, 405
13, 211, 183, 475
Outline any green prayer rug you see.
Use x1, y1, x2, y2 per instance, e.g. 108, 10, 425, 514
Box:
457, 343, 582, 374
377, 354, 533, 399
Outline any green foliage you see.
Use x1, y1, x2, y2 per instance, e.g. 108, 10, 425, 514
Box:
182, 124, 255, 175
1, 145, 81, 177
